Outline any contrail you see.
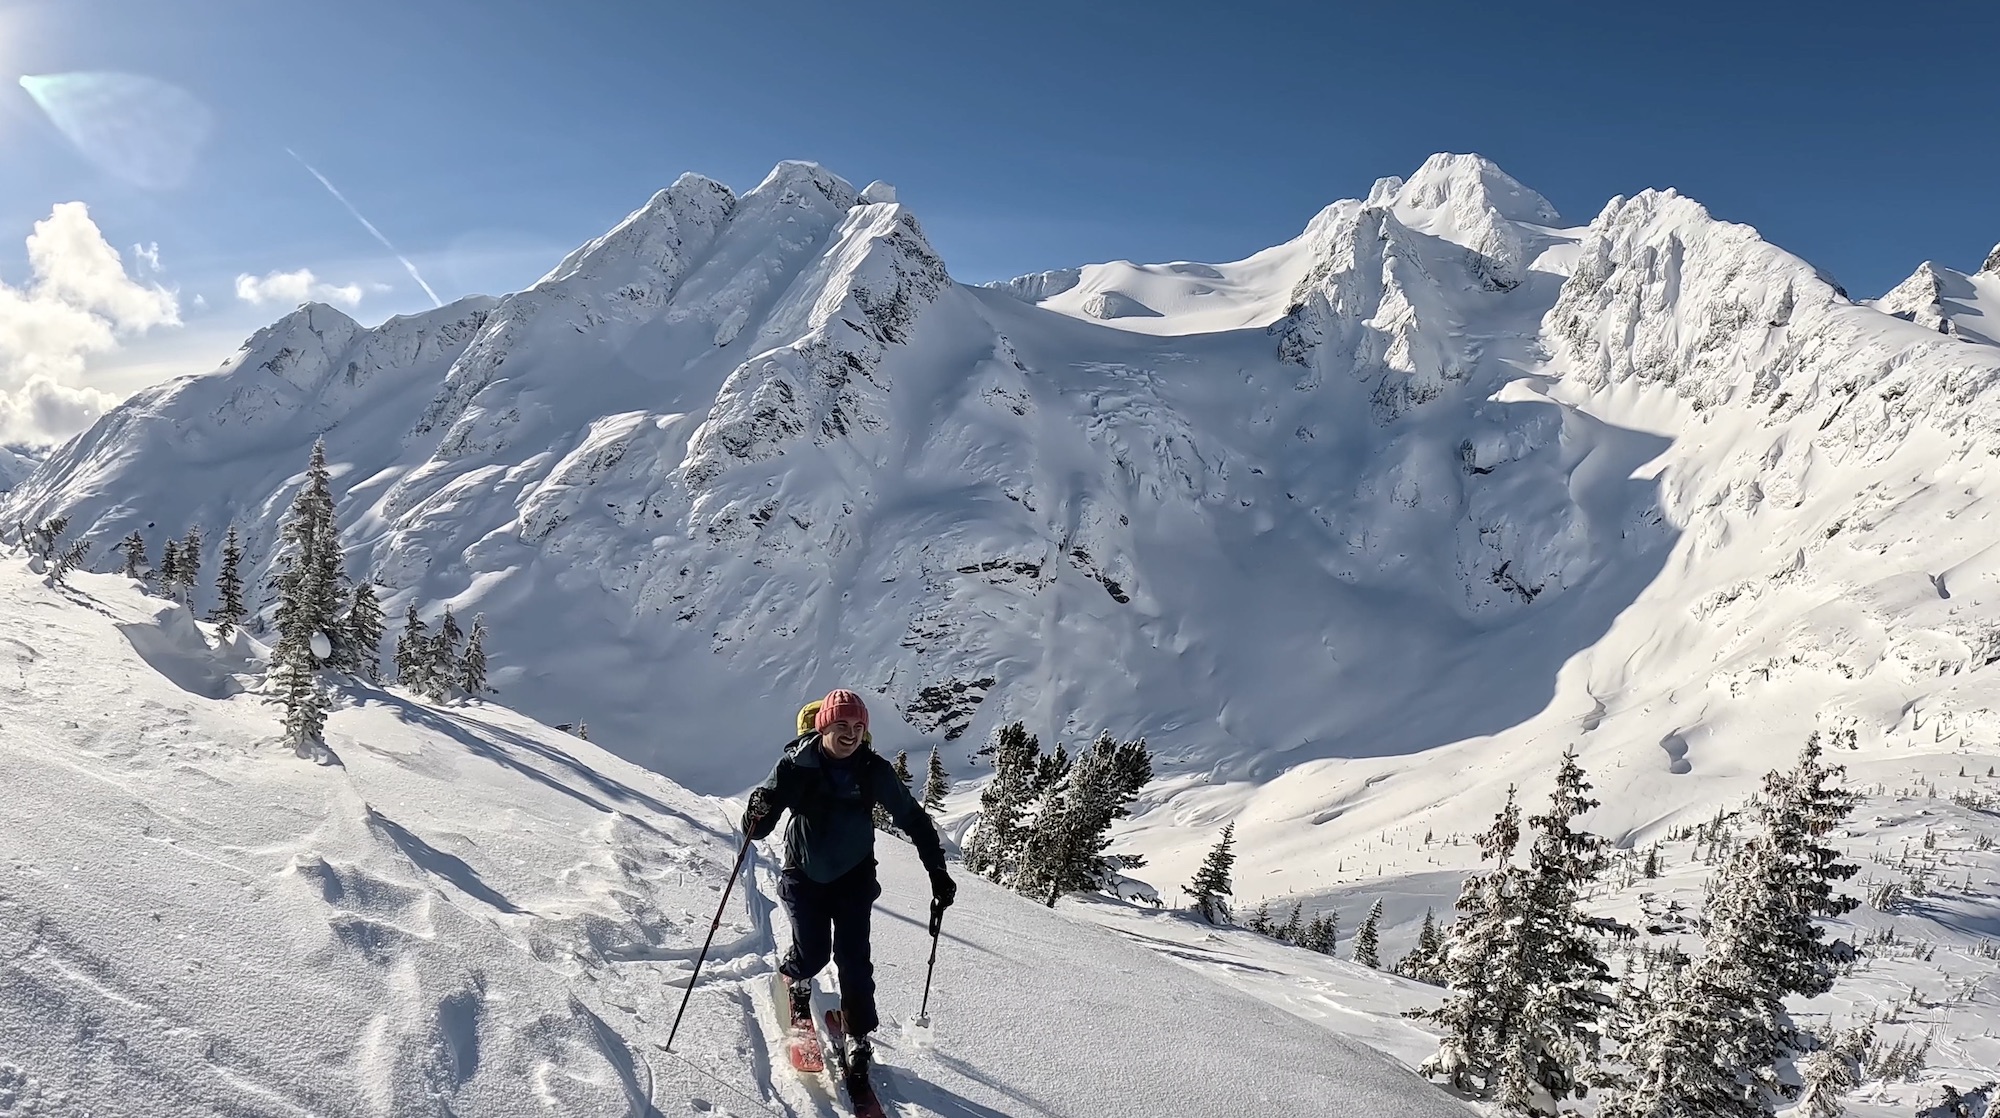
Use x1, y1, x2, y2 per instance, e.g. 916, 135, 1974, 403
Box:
285, 148, 443, 308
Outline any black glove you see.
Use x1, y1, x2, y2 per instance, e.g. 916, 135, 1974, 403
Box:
743, 788, 775, 831
929, 867, 956, 908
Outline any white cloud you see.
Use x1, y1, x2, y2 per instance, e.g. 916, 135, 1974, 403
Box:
191, 293, 207, 310
131, 242, 162, 272
234, 268, 364, 309
0, 202, 180, 445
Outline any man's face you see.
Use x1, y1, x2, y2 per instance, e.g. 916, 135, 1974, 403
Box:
822, 719, 864, 758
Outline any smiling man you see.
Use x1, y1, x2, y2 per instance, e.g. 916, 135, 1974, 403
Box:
743, 688, 955, 1092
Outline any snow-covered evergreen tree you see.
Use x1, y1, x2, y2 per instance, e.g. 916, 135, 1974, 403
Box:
25, 515, 63, 562
1757, 733, 1862, 1004
1398, 908, 1445, 984
209, 525, 246, 637
115, 531, 147, 580
457, 613, 488, 695
1031, 742, 1071, 798
1277, 901, 1304, 944
30, 516, 90, 587
178, 525, 202, 608
1352, 899, 1383, 968
158, 538, 183, 596
1492, 748, 1615, 1114
1246, 902, 1274, 937
1796, 1045, 1857, 1118
424, 607, 462, 701
1419, 786, 1525, 1094
393, 605, 429, 693
342, 581, 386, 680
922, 746, 949, 813
1297, 913, 1337, 954
1013, 734, 1152, 905
1598, 964, 1760, 1118
47, 536, 88, 588
1187, 823, 1236, 924
963, 722, 1042, 881
269, 441, 344, 757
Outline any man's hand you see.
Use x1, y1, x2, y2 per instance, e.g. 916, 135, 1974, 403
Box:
928, 866, 957, 908
743, 788, 775, 831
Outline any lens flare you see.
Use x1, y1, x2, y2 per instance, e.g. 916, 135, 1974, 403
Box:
19, 72, 213, 190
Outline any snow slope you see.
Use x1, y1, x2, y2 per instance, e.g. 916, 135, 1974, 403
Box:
9, 150, 2000, 939
0, 559, 1471, 1117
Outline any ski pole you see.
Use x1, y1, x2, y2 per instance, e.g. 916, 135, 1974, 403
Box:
665, 823, 756, 1052
913, 898, 945, 1027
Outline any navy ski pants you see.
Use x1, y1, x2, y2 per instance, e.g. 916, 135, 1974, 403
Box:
777, 860, 882, 1036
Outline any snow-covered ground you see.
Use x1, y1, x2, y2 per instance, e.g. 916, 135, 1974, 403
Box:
0, 560, 1472, 1116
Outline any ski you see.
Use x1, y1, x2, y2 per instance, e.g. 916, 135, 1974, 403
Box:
821, 1005, 888, 1118
770, 971, 825, 1075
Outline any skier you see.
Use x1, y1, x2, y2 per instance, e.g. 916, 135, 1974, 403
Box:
743, 688, 956, 1089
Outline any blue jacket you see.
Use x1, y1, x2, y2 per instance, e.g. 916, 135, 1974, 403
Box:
748, 734, 946, 884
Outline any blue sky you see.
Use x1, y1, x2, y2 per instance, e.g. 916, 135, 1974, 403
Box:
3, 0, 1998, 439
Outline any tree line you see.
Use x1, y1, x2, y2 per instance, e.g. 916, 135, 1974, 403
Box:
17, 440, 494, 758
1176, 737, 1870, 1117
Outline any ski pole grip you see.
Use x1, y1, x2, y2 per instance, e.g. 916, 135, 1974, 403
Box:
928, 898, 945, 937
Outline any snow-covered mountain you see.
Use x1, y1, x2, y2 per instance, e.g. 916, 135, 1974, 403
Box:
0, 445, 40, 492
1873, 245, 2000, 345
9, 152, 2000, 917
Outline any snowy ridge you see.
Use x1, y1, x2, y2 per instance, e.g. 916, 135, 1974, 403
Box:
1873, 251, 2000, 347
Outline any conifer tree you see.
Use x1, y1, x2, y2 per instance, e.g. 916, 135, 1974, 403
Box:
178, 525, 202, 608
270, 441, 344, 757
209, 526, 246, 636
1352, 899, 1384, 968
1604, 738, 1862, 1118
1298, 914, 1338, 954
457, 614, 488, 695
1757, 733, 1862, 1003
1795, 1046, 1856, 1118
1598, 965, 1757, 1118
1398, 908, 1445, 984
1246, 902, 1274, 937
1013, 734, 1152, 905
47, 535, 89, 587
1277, 901, 1304, 944
1492, 748, 1615, 1113
1643, 842, 1661, 879
343, 581, 386, 680
922, 746, 949, 813
116, 531, 147, 580
393, 604, 430, 692
25, 515, 62, 561
1187, 824, 1236, 924
1419, 787, 1525, 1093
159, 538, 183, 596
964, 722, 1043, 881
425, 607, 462, 701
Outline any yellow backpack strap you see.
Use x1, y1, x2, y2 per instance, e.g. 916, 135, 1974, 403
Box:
797, 701, 821, 736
